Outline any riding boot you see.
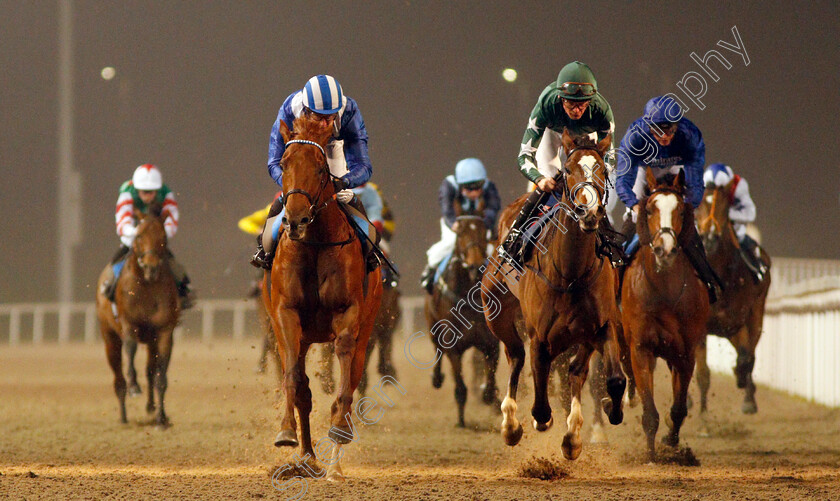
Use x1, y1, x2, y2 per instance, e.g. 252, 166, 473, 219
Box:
103, 246, 130, 301
168, 253, 196, 309
739, 235, 767, 283
419, 264, 436, 295
682, 227, 724, 304
500, 189, 548, 264
251, 197, 285, 270
596, 217, 627, 268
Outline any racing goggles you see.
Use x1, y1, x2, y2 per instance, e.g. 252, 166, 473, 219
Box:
650, 122, 678, 135
559, 82, 597, 97
460, 181, 485, 191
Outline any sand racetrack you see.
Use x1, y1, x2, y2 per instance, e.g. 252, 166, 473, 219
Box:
1, 335, 839, 500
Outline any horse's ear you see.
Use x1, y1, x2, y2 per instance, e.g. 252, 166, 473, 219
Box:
596, 133, 612, 155
673, 169, 686, 192
148, 201, 163, 218
560, 128, 575, 155
645, 167, 657, 189
279, 120, 292, 144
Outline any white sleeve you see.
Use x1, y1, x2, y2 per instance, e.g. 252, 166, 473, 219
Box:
729, 178, 756, 223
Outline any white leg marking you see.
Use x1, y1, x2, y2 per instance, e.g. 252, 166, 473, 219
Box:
566, 396, 583, 436
325, 443, 345, 482
501, 394, 519, 430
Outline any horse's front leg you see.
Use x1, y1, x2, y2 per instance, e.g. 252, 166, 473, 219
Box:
152, 327, 174, 428
587, 351, 608, 444
529, 337, 554, 432
273, 307, 303, 448
599, 320, 627, 425
124, 337, 142, 396
328, 303, 362, 445
293, 343, 317, 461
145, 342, 157, 414
563, 343, 594, 460
663, 352, 696, 448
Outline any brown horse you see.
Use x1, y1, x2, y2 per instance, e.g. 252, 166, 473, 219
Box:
482, 130, 625, 460
426, 214, 500, 427
621, 169, 710, 461
262, 116, 382, 482
696, 183, 771, 415
96, 203, 180, 427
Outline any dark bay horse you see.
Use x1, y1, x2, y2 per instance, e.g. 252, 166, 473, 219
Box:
696, 183, 771, 415
95, 203, 179, 427
262, 116, 382, 482
482, 130, 625, 460
620, 169, 710, 461
426, 214, 500, 427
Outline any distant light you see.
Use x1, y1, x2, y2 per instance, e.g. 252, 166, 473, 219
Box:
101, 67, 116, 80
502, 68, 518, 83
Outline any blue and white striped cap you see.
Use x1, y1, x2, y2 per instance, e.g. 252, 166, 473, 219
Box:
302, 75, 345, 115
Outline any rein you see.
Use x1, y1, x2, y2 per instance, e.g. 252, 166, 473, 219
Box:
281, 138, 355, 247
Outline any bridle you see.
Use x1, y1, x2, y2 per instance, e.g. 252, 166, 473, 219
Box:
280, 139, 339, 220
645, 186, 683, 251
556, 145, 611, 210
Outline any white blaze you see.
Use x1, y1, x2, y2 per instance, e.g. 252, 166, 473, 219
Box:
653, 194, 679, 253
577, 155, 599, 207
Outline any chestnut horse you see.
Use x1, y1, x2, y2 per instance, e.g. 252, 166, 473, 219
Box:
262, 116, 382, 482
696, 183, 771, 415
426, 214, 500, 427
482, 130, 625, 460
620, 169, 710, 461
95, 203, 179, 427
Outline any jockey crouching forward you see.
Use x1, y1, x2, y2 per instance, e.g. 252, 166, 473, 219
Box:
703, 163, 768, 282
250, 74, 380, 272
499, 60, 624, 267
419, 158, 500, 294
616, 95, 723, 302
101, 164, 195, 309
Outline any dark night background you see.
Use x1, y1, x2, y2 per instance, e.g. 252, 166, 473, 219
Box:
1, 1, 838, 303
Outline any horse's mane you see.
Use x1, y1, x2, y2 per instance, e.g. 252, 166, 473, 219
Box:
147, 201, 164, 218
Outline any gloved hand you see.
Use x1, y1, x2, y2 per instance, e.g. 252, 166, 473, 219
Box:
332, 176, 348, 192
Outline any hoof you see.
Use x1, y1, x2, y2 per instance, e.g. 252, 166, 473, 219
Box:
561, 432, 583, 460
698, 426, 711, 438
432, 372, 444, 389
254, 365, 266, 374
502, 422, 524, 446
602, 397, 624, 425
128, 384, 142, 397
326, 470, 345, 482
155, 418, 171, 430
146, 403, 156, 414
624, 392, 640, 408
532, 416, 553, 432
328, 426, 354, 445
661, 434, 679, 448
274, 429, 299, 448
742, 400, 758, 414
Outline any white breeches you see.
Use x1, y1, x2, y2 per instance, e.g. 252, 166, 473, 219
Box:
426, 219, 457, 268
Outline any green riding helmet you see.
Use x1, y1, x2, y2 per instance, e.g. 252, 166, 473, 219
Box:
556, 61, 598, 101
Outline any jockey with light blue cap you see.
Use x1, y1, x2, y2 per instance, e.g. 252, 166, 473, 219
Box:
251, 75, 375, 270
419, 158, 501, 293
703, 163, 767, 281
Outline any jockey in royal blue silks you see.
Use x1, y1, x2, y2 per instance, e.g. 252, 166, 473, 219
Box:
419, 158, 501, 294
615, 95, 723, 302
251, 74, 378, 271
703, 163, 768, 282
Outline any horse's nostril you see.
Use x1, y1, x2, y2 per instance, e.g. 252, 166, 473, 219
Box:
654, 247, 665, 257
300, 217, 310, 225
281, 216, 288, 224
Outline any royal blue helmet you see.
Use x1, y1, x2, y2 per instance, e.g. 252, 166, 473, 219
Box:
454, 158, 487, 185
302, 75, 345, 115
644, 95, 685, 125
703, 163, 734, 187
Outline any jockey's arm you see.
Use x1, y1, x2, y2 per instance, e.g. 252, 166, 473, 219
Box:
682, 128, 706, 208
517, 98, 553, 185
483, 181, 502, 235
337, 104, 372, 189
439, 179, 458, 228
115, 188, 136, 247
161, 190, 179, 239
267, 97, 296, 187
615, 132, 644, 211
730, 178, 756, 223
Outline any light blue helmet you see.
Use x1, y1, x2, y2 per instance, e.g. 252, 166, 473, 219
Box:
704, 163, 734, 187
302, 75, 345, 114
454, 158, 487, 185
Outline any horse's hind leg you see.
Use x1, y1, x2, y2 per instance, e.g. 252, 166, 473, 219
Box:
358, 327, 377, 395
562, 344, 593, 461
319, 342, 335, 394
293, 343, 317, 461
485, 295, 526, 446
599, 321, 627, 425
663, 354, 695, 448
739, 299, 766, 414
328, 313, 364, 445
481, 341, 501, 408
529, 338, 554, 433
103, 330, 127, 423
588, 352, 608, 444
145, 342, 157, 414
695, 337, 712, 436
630, 343, 658, 462
447, 351, 468, 427
152, 328, 174, 428
124, 337, 142, 396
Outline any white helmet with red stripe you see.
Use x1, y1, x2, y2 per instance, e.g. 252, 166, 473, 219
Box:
132, 164, 163, 190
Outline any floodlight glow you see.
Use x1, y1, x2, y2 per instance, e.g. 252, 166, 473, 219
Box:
502, 68, 517, 82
